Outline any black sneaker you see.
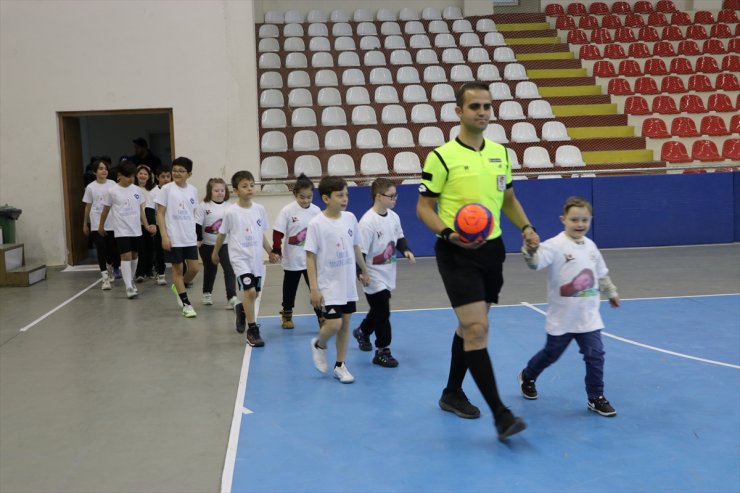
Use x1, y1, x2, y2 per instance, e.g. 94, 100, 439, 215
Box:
518, 370, 538, 400
234, 304, 246, 333
588, 396, 617, 417
438, 389, 481, 419
352, 327, 372, 351
373, 348, 399, 368
246, 325, 265, 348
495, 409, 527, 442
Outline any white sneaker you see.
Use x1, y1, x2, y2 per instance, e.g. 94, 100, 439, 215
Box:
156, 275, 167, 286
311, 337, 328, 373
101, 278, 112, 290
133, 285, 139, 295
126, 287, 137, 299
107, 264, 115, 281
226, 296, 239, 310
333, 363, 355, 384
182, 304, 197, 318
202, 293, 213, 305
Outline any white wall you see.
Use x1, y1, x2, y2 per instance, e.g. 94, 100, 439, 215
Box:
0, 0, 262, 265
253, 0, 495, 20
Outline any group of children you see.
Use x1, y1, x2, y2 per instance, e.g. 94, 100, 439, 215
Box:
84, 158, 620, 416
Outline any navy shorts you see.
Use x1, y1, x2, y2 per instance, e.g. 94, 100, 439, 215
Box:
435, 237, 506, 308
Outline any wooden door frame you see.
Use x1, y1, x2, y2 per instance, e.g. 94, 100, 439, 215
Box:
58, 108, 174, 265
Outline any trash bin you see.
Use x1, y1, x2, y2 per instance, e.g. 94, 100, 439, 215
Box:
0, 205, 22, 244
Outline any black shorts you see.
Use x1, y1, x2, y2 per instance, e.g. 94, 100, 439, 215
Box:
237, 273, 262, 292
164, 245, 198, 264
115, 236, 139, 254
322, 301, 357, 320
435, 237, 506, 308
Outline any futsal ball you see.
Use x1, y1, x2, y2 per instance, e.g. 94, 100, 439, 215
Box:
454, 203, 494, 243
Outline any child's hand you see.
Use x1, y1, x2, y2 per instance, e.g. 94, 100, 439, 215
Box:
404, 251, 416, 264
523, 228, 540, 252
98, 227, 106, 236
83, 223, 90, 236
161, 237, 172, 251
609, 296, 621, 308
358, 271, 370, 286
146, 224, 157, 235
310, 288, 324, 309
211, 253, 219, 266
268, 252, 281, 264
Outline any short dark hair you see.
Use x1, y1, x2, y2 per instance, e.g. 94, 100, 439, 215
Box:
171, 156, 193, 173
156, 165, 171, 176
293, 173, 314, 195
318, 175, 347, 199
93, 159, 109, 172
455, 81, 491, 107
231, 170, 255, 189
117, 161, 137, 178
371, 177, 394, 199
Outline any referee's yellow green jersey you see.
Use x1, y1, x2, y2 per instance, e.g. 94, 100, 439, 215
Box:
419, 137, 512, 240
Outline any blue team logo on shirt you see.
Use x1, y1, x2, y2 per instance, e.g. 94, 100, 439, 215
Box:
257, 219, 262, 227
134, 193, 140, 200
190, 198, 195, 205
348, 229, 353, 237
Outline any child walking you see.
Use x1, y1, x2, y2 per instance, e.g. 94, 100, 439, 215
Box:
195, 178, 238, 308
305, 176, 370, 384
82, 159, 118, 290
134, 164, 155, 283
212, 171, 273, 346
156, 157, 200, 318
519, 196, 620, 417
271, 173, 323, 329
149, 166, 171, 286
98, 161, 156, 298
353, 178, 415, 368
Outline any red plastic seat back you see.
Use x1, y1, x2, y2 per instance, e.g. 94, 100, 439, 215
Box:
602, 15, 623, 29
652, 95, 679, 114
671, 117, 700, 137
669, 57, 693, 74
635, 77, 659, 94
634, 1, 654, 14
700, 116, 730, 136
604, 44, 626, 59
608, 78, 633, 95
642, 118, 670, 138
579, 15, 599, 29
625, 96, 650, 115
567, 3, 587, 16
628, 42, 649, 57
717, 9, 739, 23
589, 2, 609, 15
579, 44, 602, 60
710, 24, 733, 39
590, 28, 612, 44
545, 4, 565, 16
661, 141, 691, 163
653, 41, 676, 57
625, 13, 645, 28
567, 29, 588, 44
644, 58, 668, 75
692, 140, 723, 162
618, 59, 643, 76
670, 12, 692, 25
660, 75, 686, 93
661, 25, 684, 41
716, 73, 740, 91
708, 93, 734, 112
688, 74, 713, 92
680, 94, 707, 113
686, 25, 709, 40
656, 0, 677, 12
722, 139, 740, 160
729, 38, 740, 54
722, 54, 740, 72
614, 27, 635, 42
593, 60, 616, 77
678, 40, 702, 56
556, 15, 577, 30
694, 11, 715, 24
696, 56, 720, 73
648, 12, 668, 26
612, 1, 631, 14
730, 114, 740, 134
638, 26, 659, 41
703, 39, 727, 55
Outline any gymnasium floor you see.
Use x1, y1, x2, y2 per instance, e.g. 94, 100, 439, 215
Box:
1, 244, 738, 493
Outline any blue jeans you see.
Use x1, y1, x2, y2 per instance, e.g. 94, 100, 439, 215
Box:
525, 330, 605, 399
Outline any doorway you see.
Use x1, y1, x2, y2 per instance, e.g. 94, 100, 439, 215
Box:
58, 108, 174, 266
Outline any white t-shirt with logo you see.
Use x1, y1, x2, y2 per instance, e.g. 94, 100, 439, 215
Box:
195, 201, 230, 246
155, 182, 198, 247
273, 201, 321, 271
531, 232, 609, 336
359, 208, 405, 295
218, 202, 269, 277
83, 179, 116, 230
147, 186, 162, 210
102, 184, 145, 238
304, 211, 361, 306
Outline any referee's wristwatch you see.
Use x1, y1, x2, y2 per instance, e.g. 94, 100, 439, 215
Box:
521, 224, 536, 236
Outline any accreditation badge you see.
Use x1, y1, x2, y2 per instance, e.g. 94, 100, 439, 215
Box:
497, 175, 506, 191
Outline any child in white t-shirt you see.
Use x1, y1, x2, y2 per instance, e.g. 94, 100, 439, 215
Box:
271, 173, 322, 330
305, 176, 370, 384
98, 161, 156, 299
148, 166, 171, 285
195, 178, 237, 308
82, 159, 117, 290
155, 157, 199, 318
353, 178, 415, 368
520, 196, 621, 417
134, 164, 155, 283
212, 171, 274, 347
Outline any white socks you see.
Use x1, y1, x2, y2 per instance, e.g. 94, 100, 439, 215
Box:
121, 261, 132, 289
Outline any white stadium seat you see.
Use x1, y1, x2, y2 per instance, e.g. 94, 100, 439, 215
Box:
291, 108, 317, 127
321, 107, 347, 126
515, 81, 540, 99
317, 87, 342, 106
294, 155, 322, 177
357, 128, 383, 149
541, 121, 571, 141
381, 105, 407, 124
523, 146, 554, 168
418, 127, 445, 147
259, 71, 282, 89
307, 10, 327, 22
325, 129, 352, 150
332, 23, 352, 37
484, 123, 509, 144
410, 104, 436, 123
287, 88, 312, 107
387, 127, 414, 147
314, 70, 338, 87
293, 130, 320, 151
261, 109, 286, 128
261, 131, 287, 152
394, 152, 422, 173
346, 87, 371, 105
258, 24, 278, 38
511, 122, 540, 143
477, 64, 502, 81
288, 71, 311, 88
260, 89, 283, 108
451, 65, 475, 82
504, 63, 528, 81
528, 100, 555, 119
360, 153, 389, 174
330, 9, 350, 22
498, 101, 525, 120
258, 38, 279, 53
374, 85, 399, 104
284, 10, 304, 23
307, 23, 328, 37
424, 66, 448, 83
351, 105, 377, 125
555, 145, 586, 167
328, 154, 355, 176
260, 157, 288, 179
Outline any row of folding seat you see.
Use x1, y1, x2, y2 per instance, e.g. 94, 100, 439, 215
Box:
259, 19, 499, 39
661, 139, 740, 163
581, 39, 740, 60
261, 152, 424, 178
509, 145, 587, 168
263, 6, 465, 24
624, 93, 739, 115
546, 1, 679, 16
592, 55, 740, 77
608, 73, 740, 95
554, 10, 739, 30
566, 24, 739, 45
643, 115, 740, 138
259, 64, 524, 91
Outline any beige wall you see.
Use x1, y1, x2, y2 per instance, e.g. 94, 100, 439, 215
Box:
0, 0, 262, 265
253, 0, 496, 20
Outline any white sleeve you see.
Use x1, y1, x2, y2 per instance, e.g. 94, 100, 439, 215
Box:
533, 241, 556, 271
351, 215, 361, 247
102, 188, 113, 207
260, 205, 270, 232
594, 248, 609, 279
82, 185, 93, 204
393, 214, 404, 242
194, 203, 205, 226
218, 209, 232, 235
304, 220, 319, 254
359, 218, 373, 255
154, 185, 168, 207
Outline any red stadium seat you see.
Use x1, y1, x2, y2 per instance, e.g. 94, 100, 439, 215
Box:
710, 24, 733, 39
614, 27, 635, 42
652, 95, 679, 114
579, 44, 602, 60
661, 25, 684, 41
634, 1, 654, 14
589, 2, 609, 15
545, 3, 565, 16
656, 0, 677, 12
644, 58, 668, 75
688, 74, 714, 92
693, 10, 715, 24
696, 56, 720, 73
700, 116, 730, 136
638, 26, 660, 42
593, 60, 617, 77
722, 139, 740, 160
686, 25, 709, 41
608, 77, 633, 95
670, 11, 692, 25
618, 59, 643, 76
604, 44, 627, 59
642, 118, 670, 138
669, 57, 694, 75
716, 167, 738, 173
716, 73, 740, 91
727, 0, 740, 10
660, 75, 687, 94
721, 54, 740, 72
648, 12, 668, 27
680, 94, 707, 113
703, 39, 727, 55
611, 1, 631, 14
602, 15, 623, 29
635, 76, 659, 94
567, 29, 589, 44
730, 114, 740, 134
624, 13, 645, 28
653, 41, 676, 57
736, 93, 739, 111
625, 96, 650, 115
729, 38, 740, 54
579, 15, 599, 29
677, 40, 702, 56
708, 93, 735, 112
556, 16, 577, 30
671, 117, 700, 137
683, 169, 709, 174
661, 141, 691, 163
628, 42, 650, 58
692, 140, 724, 162
736, 23, 740, 37
567, 3, 587, 16
590, 28, 612, 44
717, 9, 739, 23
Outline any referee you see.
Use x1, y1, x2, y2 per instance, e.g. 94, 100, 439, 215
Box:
416, 82, 540, 441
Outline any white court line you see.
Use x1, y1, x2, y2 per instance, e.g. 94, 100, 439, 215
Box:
19, 279, 102, 332
520, 301, 740, 370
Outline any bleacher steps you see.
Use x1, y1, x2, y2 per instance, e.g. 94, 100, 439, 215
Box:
0, 243, 46, 287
